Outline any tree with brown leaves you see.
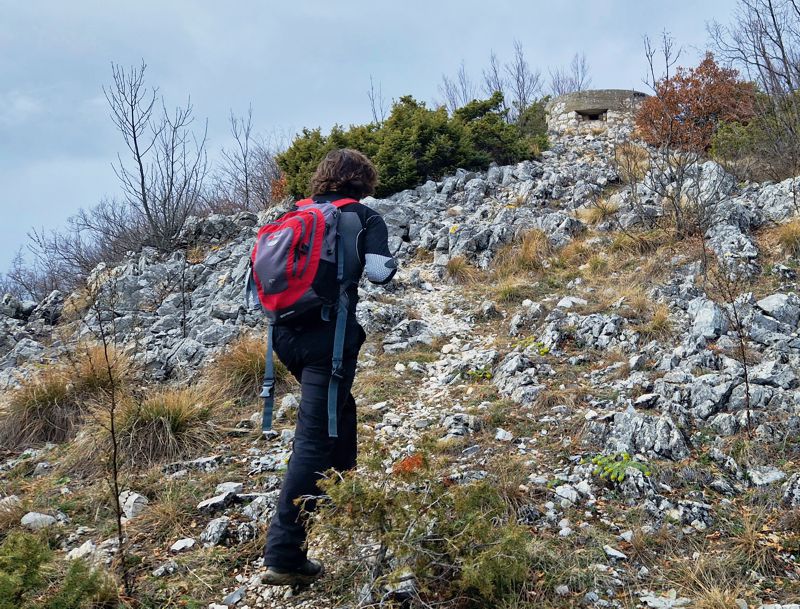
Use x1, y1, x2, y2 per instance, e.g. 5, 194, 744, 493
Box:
636, 53, 756, 152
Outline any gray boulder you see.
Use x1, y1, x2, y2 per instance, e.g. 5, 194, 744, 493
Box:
688, 297, 728, 341
200, 516, 230, 547
604, 411, 690, 460
756, 293, 800, 327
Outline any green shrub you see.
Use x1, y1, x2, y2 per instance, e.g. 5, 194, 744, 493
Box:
314, 465, 534, 606
0, 531, 118, 609
40, 559, 118, 609
711, 92, 800, 182
0, 531, 50, 609
462, 366, 493, 381
277, 93, 547, 199
515, 98, 550, 154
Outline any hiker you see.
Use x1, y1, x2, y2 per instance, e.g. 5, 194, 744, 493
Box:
253, 149, 397, 585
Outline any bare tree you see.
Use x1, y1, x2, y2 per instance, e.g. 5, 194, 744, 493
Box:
368, 75, 388, 124
106, 61, 207, 251
710, 0, 800, 188
549, 52, 593, 96
640, 33, 708, 238
88, 286, 132, 595
207, 109, 283, 214
439, 61, 477, 114
482, 50, 509, 117
505, 40, 542, 119
5, 248, 66, 302
0, 272, 23, 299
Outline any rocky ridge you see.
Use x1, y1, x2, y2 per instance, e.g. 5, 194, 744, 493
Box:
2, 122, 800, 608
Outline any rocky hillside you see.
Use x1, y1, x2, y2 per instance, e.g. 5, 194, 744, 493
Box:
2, 123, 800, 609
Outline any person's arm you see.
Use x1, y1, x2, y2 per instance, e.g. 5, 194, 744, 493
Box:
363, 211, 397, 285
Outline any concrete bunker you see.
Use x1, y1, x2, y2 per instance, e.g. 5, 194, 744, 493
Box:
546, 89, 648, 134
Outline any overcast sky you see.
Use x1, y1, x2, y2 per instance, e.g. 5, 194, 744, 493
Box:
0, 0, 738, 274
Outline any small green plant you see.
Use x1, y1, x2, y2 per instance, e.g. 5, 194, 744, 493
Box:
463, 366, 493, 381
514, 336, 550, 355
587, 453, 651, 483
0, 531, 118, 609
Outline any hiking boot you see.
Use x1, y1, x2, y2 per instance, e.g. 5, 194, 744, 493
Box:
262, 559, 324, 586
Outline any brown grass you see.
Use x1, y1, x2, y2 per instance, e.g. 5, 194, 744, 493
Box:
667, 553, 746, 609
610, 230, 670, 256
534, 387, 584, 412
127, 480, 201, 544
774, 218, 800, 257
556, 239, 592, 267
494, 229, 553, 279
614, 142, 650, 184
67, 344, 132, 395
576, 199, 619, 226
0, 496, 26, 539
496, 278, 535, 303
0, 367, 75, 448
207, 333, 293, 402
634, 304, 673, 341
70, 386, 219, 471
445, 256, 482, 285
727, 507, 784, 576
0, 345, 132, 450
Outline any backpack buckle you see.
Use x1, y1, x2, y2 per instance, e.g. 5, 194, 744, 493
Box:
259, 380, 275, 398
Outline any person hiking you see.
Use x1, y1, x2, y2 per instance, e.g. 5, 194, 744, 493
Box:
257, 149, 397, 585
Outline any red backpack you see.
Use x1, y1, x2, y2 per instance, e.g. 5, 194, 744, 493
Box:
247, 197, 358, 438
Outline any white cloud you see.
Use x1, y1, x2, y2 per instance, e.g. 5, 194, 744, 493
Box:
0, 90, 44, 127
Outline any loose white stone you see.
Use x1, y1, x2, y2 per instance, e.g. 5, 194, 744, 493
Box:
21, 512, 57, 530
66, 540, 96, 561
495, 428, 514, 442
171, 538, 196, 553
603, 544, 628, 560
119, 491, 149, 519
216, 482, 244, 495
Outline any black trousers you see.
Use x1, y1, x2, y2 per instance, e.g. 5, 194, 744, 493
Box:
263, 315, 366, 569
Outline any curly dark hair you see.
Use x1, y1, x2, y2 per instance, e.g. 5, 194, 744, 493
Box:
309, 148, 378, 199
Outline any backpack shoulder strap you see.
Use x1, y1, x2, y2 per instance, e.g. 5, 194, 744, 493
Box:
326, 232, 349, 438
260, 324, 275, 434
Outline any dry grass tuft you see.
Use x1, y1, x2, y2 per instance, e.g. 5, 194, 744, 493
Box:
614, 142, 650, 184
127, 480, 200, 544
667, 553, 746, 609
494, 229, 553, 279
534, 387, 584, 412
114, 387, 218, 467
0, 368, 74, 448
208, 334, 293, 402
0, 345, 132, 450
67, 344, 132, 395
610, 230, 669, 256
728, 507, 784, 576
496, 278, 534, 303
71, 386, 219, 471
577, 199, 619, 226
445, 256, 481, 285
557, 239, 592, 267
0, 496, 27, 539
635, 303, 673, 341
774, 218, 800, 257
